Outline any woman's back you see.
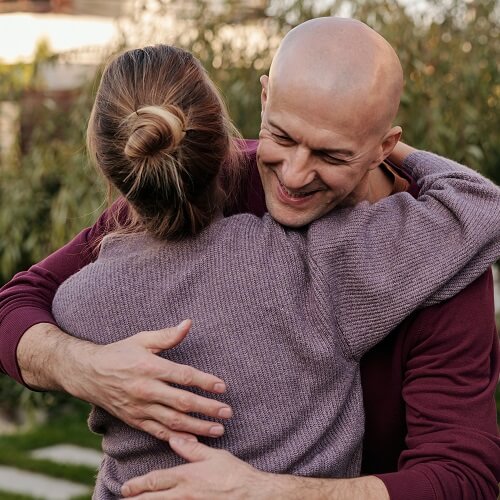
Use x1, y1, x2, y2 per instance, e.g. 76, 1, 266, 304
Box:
53, 212, 365, 498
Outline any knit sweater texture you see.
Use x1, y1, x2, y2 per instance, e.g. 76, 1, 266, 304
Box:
52, 151, 500, 499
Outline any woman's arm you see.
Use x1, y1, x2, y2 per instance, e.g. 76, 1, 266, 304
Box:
308, 149, 500, 358
387, 140, 417, 166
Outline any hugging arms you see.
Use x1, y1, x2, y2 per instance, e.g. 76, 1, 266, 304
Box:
2, 140, 499, 499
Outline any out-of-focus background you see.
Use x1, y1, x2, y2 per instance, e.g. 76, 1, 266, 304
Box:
0, 0, 498, 498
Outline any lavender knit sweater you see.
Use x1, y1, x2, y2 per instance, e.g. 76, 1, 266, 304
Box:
53, 152, 500, 499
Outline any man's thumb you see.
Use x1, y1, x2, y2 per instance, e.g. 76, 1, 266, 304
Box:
169, 437, 213, 462
135, 319, 192, 353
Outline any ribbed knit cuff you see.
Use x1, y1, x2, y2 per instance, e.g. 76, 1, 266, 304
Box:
375, 470, 436, 500
0, 307, 57, 387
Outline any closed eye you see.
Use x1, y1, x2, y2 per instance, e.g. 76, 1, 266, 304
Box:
317, 153, 347, 165
272, 133, 295, 145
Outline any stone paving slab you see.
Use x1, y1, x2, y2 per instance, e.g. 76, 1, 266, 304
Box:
0, 465, 90, 500
31, 444, 103, 468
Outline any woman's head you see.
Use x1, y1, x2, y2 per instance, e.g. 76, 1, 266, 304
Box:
87, 45, 242, 240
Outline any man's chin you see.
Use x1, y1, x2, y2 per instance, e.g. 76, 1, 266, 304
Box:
267, 207, 316, 228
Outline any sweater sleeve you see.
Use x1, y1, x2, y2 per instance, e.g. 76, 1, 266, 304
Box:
0, 205, 116, 384
376, 269, 500, 500
308, 151, 500, 358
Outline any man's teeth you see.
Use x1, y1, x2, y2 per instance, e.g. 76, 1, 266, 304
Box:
282, 185, 313, 198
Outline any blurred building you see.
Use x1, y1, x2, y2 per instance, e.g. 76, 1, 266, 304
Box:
0, 0, 127, 16
0, 0, 267, 18
0, 0, 268, 160
0, 1, 127, 160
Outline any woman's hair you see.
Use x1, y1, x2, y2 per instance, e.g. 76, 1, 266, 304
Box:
87, 44, 243, 241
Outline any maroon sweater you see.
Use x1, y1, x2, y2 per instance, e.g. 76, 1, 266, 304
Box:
0, 141, 499, 499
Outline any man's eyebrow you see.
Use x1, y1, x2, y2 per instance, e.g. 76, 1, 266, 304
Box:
268, 120, 292, 137
268, 120, 354, 157
318, 148, 355, 158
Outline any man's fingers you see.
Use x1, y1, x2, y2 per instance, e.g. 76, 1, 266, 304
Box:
123, 493, 174, 500
141, 405, 225, 438
158, 361, 227, 394
134, 319, 192, 353
121, 469, 178, 497
130, 323, 229, 394
160, 385, 232, 419
139, 420, 198, 443
168, 437, 215, 462
131, 379, 232, 421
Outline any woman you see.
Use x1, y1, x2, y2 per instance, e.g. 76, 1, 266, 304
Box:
52, 45, 498, 498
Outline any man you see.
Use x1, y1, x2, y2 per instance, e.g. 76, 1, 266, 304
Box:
0, 17, 499, 500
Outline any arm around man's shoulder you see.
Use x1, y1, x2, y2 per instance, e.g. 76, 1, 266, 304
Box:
378, 268, 500, 500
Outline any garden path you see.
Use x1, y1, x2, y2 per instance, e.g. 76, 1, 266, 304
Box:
0, 444, 102, 500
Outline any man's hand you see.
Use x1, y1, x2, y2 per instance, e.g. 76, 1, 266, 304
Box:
121, 438, 269, 500
120, 438, 390, 500
17, 320, 233, 440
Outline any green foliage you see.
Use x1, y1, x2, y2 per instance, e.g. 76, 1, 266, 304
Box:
0, 491, 44, 500
0, 410, 100, 452
0, 77, 104, 283
0, 373, 95, 429
350, 0, 500, 183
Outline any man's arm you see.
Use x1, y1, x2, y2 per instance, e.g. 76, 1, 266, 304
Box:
121, 438, 390, 500
375, 268, 500, 499
0, 207, 112, 383
0, 204, 234, 440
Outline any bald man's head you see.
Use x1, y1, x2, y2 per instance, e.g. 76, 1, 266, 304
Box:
268, 17, 403, 137
257, 17, 404, 228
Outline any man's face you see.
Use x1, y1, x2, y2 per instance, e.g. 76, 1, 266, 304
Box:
257, 76, 386, 228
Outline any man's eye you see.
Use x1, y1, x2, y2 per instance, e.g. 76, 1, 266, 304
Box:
321, 155, 345, 165
273, 134, 294, 144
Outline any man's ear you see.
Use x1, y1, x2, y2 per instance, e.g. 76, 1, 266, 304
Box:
260, 75, 269, 115
380, 126, 402, 161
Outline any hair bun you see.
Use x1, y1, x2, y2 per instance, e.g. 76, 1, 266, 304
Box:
124, 105, 186, 160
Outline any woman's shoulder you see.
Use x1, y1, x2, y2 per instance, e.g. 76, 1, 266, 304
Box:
98, 232, 161, 260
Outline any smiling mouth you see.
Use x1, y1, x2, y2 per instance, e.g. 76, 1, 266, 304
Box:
277, 177, 320, 199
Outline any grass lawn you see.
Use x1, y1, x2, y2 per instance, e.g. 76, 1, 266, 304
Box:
0, 410, 100, 499
0, 492, 44, 500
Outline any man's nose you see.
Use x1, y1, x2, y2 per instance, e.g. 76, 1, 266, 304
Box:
281, 146, 316, 189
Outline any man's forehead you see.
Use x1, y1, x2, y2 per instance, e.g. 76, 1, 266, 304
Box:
265, 91, 364, 153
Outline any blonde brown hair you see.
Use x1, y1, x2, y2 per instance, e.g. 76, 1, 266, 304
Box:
87, 45, 242, 240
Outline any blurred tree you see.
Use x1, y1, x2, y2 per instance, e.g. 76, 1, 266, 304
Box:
350, 0, 500, 184
0, 46, 104, 283
0, 78, 103, 282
